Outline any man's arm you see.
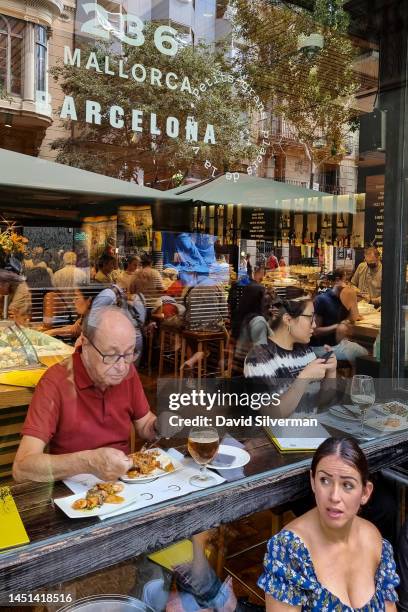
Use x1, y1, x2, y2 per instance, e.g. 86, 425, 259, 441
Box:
340, 286, 362, 321
312, 314, 339, 337
13, 436, 132, 483
134, 411, 157, 440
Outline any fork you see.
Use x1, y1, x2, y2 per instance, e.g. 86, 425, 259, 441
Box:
139, 439, 160, 453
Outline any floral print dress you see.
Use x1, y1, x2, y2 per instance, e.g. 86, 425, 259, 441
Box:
258, 529, 399, 611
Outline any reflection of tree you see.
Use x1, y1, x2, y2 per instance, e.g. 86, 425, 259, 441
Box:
231, 0, 360, 186
50, 25, 255, 187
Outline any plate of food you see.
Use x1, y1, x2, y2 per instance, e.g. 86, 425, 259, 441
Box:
121, 448, 182, 484
382, 401, 408, 418
364, 415, 408, 433
54, 482, 139, 518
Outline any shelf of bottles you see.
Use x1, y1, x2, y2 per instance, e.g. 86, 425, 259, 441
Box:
192, 204, 237, 245
192, 204, 363, 272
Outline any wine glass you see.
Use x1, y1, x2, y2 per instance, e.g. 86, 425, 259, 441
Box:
350, 375, 375, 436
187, 427, 219, 488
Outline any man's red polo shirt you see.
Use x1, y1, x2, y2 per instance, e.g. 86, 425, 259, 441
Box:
21, 350, 150, 455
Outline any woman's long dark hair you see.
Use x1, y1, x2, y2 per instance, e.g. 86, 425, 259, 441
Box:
270, 296, 312, 332
232, 283, 266, 339
311, 437, 369, 486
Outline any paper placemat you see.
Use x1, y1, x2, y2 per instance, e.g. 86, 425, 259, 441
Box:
63, 449, 226, 521
318, 410, 377, 439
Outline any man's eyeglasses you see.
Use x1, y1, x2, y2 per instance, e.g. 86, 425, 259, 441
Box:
299, 313, 316, 324
85, 336, 138, 365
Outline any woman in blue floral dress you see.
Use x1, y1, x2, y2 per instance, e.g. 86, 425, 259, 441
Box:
258, 437, 399, 611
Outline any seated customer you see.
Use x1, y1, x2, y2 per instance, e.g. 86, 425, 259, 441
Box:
259, 437, 399, 611
12, 308, 159, 483
94, 253, 116, 284
351, 246, 382, 306
232, 284, 271, 372
311, 269, 368, 364
244, 297, 336, 417
0, 259, 32, 324
44, 287, 93, 339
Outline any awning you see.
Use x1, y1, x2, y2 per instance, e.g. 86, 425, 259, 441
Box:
168, 173, 359, 214
0, 148, 191, 209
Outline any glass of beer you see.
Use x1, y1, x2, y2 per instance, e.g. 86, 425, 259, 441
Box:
187, 427, 220, 488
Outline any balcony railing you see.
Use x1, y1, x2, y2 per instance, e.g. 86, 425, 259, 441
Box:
274, 177, 308, 188
318, 183, 347, 195
274, 177, 347, 195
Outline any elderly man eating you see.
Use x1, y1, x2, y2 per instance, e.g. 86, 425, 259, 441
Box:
13, 307, 158, 483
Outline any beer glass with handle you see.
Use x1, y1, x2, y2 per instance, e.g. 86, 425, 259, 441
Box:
187, 427, 220, 488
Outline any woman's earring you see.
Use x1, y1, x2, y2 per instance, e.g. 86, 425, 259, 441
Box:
287, 324, 291, 334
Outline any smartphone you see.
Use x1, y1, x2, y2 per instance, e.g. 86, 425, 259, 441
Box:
321, 350, 334, 362
211, 453, 235, 467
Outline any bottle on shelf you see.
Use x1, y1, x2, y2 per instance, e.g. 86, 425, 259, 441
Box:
279, 215, 283, 229
322, 213, 331, 229
338, 212, 345, 228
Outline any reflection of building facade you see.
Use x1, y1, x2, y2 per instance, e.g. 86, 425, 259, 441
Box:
0, 0, 379, 215
0, 0, 69, 155
0, 0, 232, 161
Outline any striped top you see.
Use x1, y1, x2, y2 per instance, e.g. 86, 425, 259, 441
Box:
244, 340, 315, 381
244, 340, 319, 411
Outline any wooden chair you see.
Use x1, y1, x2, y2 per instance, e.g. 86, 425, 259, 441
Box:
179, 329, 227, 384
158, 326, 182, 378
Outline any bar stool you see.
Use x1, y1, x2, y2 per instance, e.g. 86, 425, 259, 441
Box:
179, 329, 227, 383
158, 326, 182, 377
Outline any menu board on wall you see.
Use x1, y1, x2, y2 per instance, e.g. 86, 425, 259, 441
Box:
241, 207, 275, 240
364, 175, 384, 247
249, 208, 266, 240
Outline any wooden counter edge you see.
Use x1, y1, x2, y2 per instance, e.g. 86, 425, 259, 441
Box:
0, 432, 406, 600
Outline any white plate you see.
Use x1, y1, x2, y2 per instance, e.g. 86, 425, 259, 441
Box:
207, 444, 250, 470
364, 416, 408, 433
121, 448, 183, 484
54, 482, 139, 519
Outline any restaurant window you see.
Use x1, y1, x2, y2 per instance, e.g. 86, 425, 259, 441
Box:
35, 25, 47, 96
0, 14, 24, 96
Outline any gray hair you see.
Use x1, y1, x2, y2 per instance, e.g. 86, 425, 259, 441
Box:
82, 306, 135, 342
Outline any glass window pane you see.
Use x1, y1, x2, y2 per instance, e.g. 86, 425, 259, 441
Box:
0, 15, 8, 34
10, 34, 22, 95
36, 44, 46, 93
10, 16, 24, 37
35, 24, 47, 46
0, 32, 7, 91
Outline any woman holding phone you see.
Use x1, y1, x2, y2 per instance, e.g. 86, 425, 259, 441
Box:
258, 437, 399, 611
244, 297, 337, 417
